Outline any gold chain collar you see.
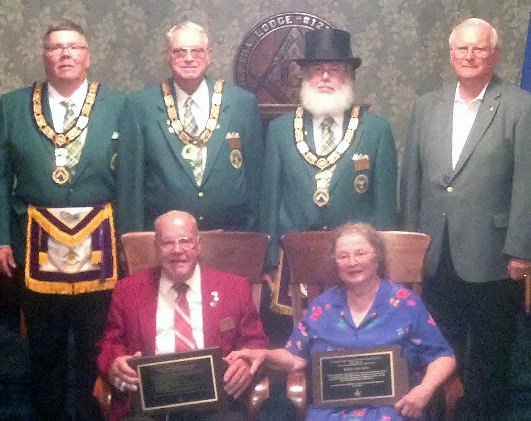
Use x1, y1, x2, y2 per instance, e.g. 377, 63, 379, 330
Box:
294, 105, 360, 171
161, 80, 224, 146
32, 82, 99, 148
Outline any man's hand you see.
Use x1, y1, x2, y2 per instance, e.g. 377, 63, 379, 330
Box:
508, 257, 531, 281
223, 357, 253, 399
0, 246, 16, 277
395, 383, 433, 418
108, 351, 142, 393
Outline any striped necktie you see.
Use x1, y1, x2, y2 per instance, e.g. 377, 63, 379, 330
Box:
60, 99, 85, 176
319, 115, 336, 156
183, 97, 203, 185
174, 282, 197, 351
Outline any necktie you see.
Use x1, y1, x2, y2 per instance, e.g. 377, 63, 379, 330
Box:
183, 97, 203, 185
174, 283, 197, 351
319, 115, 336, 156
61, 99, 76, 131
60, 99, 84, 176
182, 96, 199, 135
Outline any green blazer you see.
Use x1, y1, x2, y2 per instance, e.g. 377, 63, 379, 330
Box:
0, 83, 125, 262
401, 76, 531, 281
260, 109, 398, 267
116, 79, 264, 234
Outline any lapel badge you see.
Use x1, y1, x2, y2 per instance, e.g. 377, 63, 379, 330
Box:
354, 174, 369, 194
209, 291, 220, 307
111, 131, 119, 140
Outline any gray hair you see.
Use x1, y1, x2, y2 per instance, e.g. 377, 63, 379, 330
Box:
448, 18, 499, 49
166, 21, 209, 48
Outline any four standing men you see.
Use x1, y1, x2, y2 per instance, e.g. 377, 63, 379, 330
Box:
401, 18, 531, 419
117, 21, 264, 234
0, 20, 125, 421
0, 15, 529, 421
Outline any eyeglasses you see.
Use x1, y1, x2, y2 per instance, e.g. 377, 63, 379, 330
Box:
307, 63, 348, 78
45, 44, 88, 56
170, 47, 209, 60
336, 250, 375, 263
452, 46, 492, 59
158, 236, 197, 252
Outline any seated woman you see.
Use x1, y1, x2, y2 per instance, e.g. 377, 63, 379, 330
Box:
228, 222, 456, 420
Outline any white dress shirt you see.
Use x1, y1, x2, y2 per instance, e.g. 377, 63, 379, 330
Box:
48, 80, 89, 134
155, 264, 204, 354
451, 82, 487, 168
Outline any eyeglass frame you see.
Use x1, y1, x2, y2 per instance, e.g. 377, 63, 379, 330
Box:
170, 47, 210, 60
157, 236, 198, 253
451, 46, 494, 59
44, 44, 88, 56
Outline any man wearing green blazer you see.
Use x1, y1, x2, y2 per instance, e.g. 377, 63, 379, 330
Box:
401, 18, 531, 418
117, 21, 263, 234
260, 29, 398, 316
0, 20, 125, 421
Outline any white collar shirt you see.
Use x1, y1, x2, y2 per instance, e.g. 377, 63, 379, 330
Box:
451, 82, 487, 169
155, 264, 204, 354
174, 79, 210, 132
312, 114, 344, 155
47, 80, 89, 133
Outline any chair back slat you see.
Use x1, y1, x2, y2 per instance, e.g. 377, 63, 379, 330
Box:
281, 230, 431, 323
120, 231, 270, 309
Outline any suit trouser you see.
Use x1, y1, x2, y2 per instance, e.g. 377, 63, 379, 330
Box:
424, 233, 521, 418
23, 288, 111, 421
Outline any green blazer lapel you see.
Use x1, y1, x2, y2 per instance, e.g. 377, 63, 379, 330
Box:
453, 79, 501, 176
159, 79, 197, 184
435, 85, 455, 181
74, 86, 107, 181
201, 80, 230, 185
329, 110, 363, 191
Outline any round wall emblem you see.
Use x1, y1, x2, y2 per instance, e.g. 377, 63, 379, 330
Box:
234, 13, 333, 105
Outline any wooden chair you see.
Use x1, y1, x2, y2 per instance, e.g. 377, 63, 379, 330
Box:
280, 230, 462, 421
94, 230, 271, 420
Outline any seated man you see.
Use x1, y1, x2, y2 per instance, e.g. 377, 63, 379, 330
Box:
97, 210, 269, 420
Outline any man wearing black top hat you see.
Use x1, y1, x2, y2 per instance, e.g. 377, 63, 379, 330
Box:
260, 28, 398, 317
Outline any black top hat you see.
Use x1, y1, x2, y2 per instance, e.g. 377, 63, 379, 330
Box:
296, 28, 362, 69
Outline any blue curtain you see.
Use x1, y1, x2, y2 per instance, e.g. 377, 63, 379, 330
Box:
521, 12, 531, 92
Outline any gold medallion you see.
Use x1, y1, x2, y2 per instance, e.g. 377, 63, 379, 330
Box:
52, 167, 70, 185
313, 188, 330, 207
182, 144, 200, 160
316, 157, 328, 170
230, 149, 243, 169
354, 174, 369, 194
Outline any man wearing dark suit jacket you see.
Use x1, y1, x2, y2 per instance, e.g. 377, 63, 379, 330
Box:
401, 18, 531, 419
0, 20, 125, 421
97, 210, 269, 420
117, 21, 263, 234
260, 29, 397, 316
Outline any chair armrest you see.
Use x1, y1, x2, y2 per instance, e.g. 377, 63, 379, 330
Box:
93, 375, 112, 420
287, 369, 307, 421
246, 373, 270, 420
444, 376, 464, 420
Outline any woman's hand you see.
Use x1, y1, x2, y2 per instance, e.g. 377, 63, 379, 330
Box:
226, 348, 267, 375
395, 383, 432, 418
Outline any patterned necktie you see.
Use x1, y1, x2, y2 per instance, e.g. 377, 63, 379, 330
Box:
174, 283, 197, 351
319, 115, 336, 156
61, 99, 76, 131
183, 97, 203, 185
60, 99, 84, 176
182, 96, 199, 135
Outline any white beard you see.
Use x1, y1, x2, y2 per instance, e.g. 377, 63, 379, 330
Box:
300, 78, 355, 117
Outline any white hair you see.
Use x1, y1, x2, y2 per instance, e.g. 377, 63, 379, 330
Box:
448, 18, 499, 49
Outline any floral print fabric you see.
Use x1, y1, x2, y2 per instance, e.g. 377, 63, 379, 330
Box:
285, 278, 454, 421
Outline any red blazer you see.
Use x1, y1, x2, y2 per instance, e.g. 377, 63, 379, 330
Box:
97, 266, 269, 420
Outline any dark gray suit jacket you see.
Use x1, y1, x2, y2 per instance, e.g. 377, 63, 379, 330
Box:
401, 76, 531, 282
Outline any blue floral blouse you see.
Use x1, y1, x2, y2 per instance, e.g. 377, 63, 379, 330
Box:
285, 278, 454, 421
